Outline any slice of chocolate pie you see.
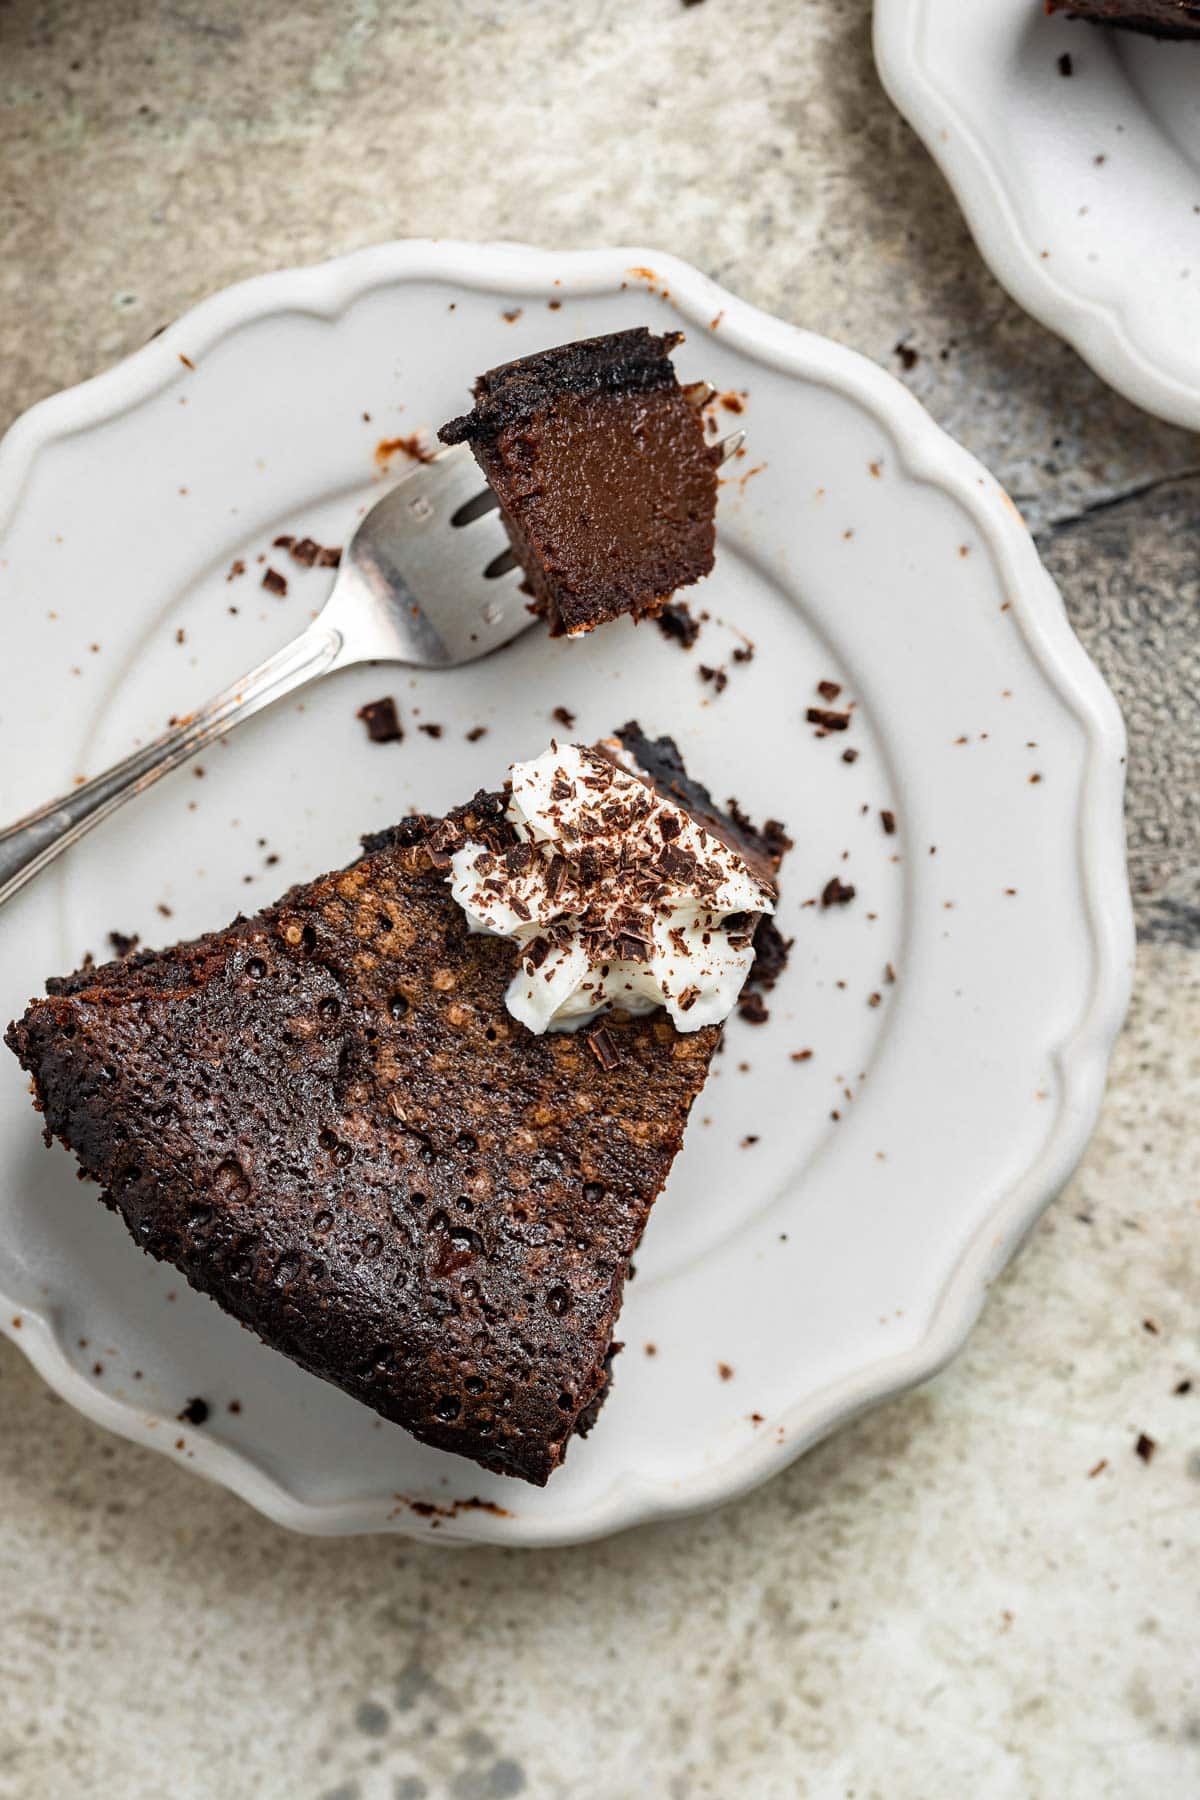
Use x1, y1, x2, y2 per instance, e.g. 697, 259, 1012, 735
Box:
6, 726, 783, 1485
439, 329, 718, 637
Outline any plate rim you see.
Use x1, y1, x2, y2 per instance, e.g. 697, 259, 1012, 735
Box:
0, 239, 1134, 1545
872, 0, 1200, 433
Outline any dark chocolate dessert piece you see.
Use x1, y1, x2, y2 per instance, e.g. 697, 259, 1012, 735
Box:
439, 329, 718, 636
6, 731, 777, 1487
1045, 0, 1200, 35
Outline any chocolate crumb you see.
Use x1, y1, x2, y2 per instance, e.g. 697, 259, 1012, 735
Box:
261, 567, 288, 597
656, 602, 701, 649
357, 697, 403, 744
178, 353, 195, 371
465, 726, 488, 742
737, 990, 770, 1026
881, 810, 896, 835
587, 1025, 620, 1071
1173, 1379, 1192, 1395
739, 1136, 758, 1149
501, 308, 523, 323
717, 1361, 734, 1380
1134, 1432, 1156, 1463
226, 558, 245, 582
178, 1397, 209, 1426
894, 342, 919, 372
107, 930, 140, 958
699, 664, 728, 695
551, 706, 576, 729
273, 534, 341, 569
156, 903, 173, 918
175, 627, 186, 645
228, 1399, 242, 1414
807, 706, 851, 732
375, 433, 436, 467
884, 962, 896, 984
418, 723, 444, 739
732, 644, 754, 665
748, 918, 792, 991
841, 748, 859, 764
644, 1343, 657, 1357
1058, 51, 1072, 75
816, 679, 842, 701
1143, 1319, 1159, 1335
821, 876, 856, 908
790, 1049, 813, 1062
1088, 1458, 1107, 1478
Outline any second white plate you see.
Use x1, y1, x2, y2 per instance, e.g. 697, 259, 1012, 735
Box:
875, 0, 1200, 430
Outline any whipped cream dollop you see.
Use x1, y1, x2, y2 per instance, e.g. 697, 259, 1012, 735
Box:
447, 741, 776, 1035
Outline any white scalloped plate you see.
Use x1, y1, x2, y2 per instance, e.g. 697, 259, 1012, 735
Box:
874, 0, 1200, 430
0, 243, 1132, 1544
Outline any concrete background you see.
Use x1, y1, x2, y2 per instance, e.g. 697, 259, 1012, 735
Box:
1, 2, 1197, 1795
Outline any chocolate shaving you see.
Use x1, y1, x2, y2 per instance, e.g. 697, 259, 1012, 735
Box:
816, 680, 842, 701
821, 876, 856, 908
807, 706, 850, 732
587, 1026, 621, 1071
273, 534, 341, 569
356, 697, 403, 744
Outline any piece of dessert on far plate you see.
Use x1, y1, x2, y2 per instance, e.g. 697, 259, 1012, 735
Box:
1045, 0, 1200, 37
439, 328, 719, 637
6, 726, 787, 1484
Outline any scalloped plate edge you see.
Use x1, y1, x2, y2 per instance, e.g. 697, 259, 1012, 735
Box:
0, 241, 1134, 1544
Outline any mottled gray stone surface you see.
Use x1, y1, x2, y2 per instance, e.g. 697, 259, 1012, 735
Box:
0, 2, 1197, 1797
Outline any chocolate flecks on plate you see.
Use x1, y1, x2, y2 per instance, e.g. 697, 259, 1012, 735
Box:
841, 748, 859, 765
177, 1396, 209, 1426
418, 723, 444, 739
1134, 1432, 1157, 1463
261, 567, 288, 597
881, 810, 897, 835
807, 706, 850, 732
551, 706, 576, 729
821, 876, 856, 908
656, 602, 701, 649
273, 534, 341, 569
107, 930, 140, 959
816, 679, 842, 701
699, 664, 728, 694
226, 558, 246, 582
357, 697, 403, 744
465, 726, 488, 742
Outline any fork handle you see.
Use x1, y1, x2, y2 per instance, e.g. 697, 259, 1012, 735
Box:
0, 622, 343, 908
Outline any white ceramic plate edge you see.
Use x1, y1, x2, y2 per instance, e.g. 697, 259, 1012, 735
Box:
873, 0, 1200, 432
0, 241, 1134, 1543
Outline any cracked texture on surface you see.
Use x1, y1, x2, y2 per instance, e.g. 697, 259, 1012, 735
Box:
0, 1, 1197, 1796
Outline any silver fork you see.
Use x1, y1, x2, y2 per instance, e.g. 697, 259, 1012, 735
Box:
0, 430, 744, 906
